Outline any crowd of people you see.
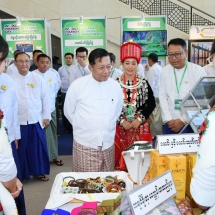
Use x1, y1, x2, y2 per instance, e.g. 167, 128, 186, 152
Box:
1, 33, 215, 213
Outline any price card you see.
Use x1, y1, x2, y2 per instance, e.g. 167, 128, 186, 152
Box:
127, 170, 177, 215
156, 133, 199, 155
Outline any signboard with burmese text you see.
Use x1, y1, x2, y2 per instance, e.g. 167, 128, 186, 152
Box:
121, 16, 167, 66
127, 170, 177, 215
61, 17, 106, 63
156, 133, 200, 155
0, 18, 51, 60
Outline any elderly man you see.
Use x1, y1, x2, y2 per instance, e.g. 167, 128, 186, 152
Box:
11, 52, 50, 181
159, 38, 207, 134
64, 48, 123, 172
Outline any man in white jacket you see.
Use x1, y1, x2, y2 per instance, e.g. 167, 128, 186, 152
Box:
34, 54, 62, 166
12, 52, 51, 181
64, 48, 123, 172
159, 38, 206, 134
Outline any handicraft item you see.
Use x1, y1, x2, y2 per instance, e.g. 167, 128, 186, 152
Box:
61, 175, 126, 194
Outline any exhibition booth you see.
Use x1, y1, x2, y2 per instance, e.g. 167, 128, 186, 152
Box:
1, 14, 215, 215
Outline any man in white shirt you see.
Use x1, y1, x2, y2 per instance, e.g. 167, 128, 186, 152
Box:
145, 53, 162, 98
47, 57, 61, 90
64, 48, 123, 172
145, 53, 163, 138
190, 109, 215, 213
58, 53, 74, 132
69, 47, 91, 84
6, 50, 21, 75
109, 53, 122, 80
34, 54, 63, 166
47, 56, 61, 136
11, 52, 51, 181
159, 38, 207, 134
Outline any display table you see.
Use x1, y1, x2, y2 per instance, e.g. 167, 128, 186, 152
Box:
45, 171, 133, 210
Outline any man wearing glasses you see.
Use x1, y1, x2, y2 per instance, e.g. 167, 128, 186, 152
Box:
64, 48, 123, 172
11, 52, 51, 181
159, 38, 206, 134
69, 47, 91, 84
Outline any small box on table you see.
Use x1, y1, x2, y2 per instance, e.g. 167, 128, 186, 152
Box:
150, 150, 167, 179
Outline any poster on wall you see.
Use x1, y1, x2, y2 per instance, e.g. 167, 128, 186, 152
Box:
0, 18, 50, 61
61, 17, 106, 63
121, 16, 167, 66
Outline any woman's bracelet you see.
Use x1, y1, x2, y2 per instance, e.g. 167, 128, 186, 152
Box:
137, 117, 143, 123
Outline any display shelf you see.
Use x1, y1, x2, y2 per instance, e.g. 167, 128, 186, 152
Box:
181, 76, 215, 133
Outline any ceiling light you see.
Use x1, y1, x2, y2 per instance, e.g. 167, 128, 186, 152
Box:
16, 16, 21, 26
141, 12, 145, 21
79, 16, 83, 24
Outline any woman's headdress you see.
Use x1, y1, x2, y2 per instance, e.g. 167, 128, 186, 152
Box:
120, 42, 142, 64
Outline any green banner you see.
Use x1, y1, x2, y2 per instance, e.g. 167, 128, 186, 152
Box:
122, 17, 166, 31
122, 16, 167, 57
61, 18, 106, 60
1, 19, 46, 59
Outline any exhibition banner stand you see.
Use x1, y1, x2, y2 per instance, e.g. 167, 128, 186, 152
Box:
0, 18, 51, 61
61, 17, 106, 63
121, 16, 167, 66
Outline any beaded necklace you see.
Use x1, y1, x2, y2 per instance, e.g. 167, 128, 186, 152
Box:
123, 74, 138, 119
123, 73, 137, 105
119, 73, 143, 89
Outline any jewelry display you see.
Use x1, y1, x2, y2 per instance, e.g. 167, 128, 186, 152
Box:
61, 176, 126, 194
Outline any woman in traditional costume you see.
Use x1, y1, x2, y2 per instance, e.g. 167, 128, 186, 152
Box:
115, 42, 156, 171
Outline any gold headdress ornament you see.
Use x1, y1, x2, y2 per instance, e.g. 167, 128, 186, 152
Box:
120, 42, 142, 64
